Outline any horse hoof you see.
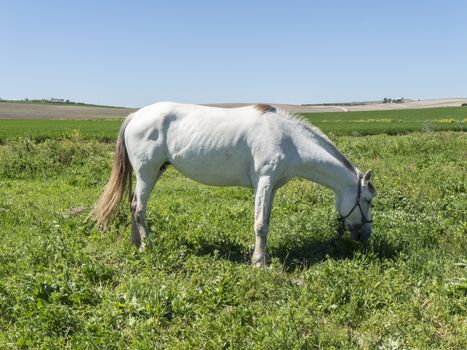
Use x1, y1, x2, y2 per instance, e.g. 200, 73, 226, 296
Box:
253, 261, 267, 268
251, 253, 271, 267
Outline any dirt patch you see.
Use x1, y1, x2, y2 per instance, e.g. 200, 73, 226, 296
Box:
206, 98, 467, 113
0, 102, 136, 120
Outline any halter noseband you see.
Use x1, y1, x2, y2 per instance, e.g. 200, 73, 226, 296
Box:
338, 175, 372, 236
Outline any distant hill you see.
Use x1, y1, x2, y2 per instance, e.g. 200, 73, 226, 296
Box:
0, 99, 125, 109
1, 98, 466, 119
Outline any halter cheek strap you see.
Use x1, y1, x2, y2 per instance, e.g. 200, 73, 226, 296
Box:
338, 175, 372, 233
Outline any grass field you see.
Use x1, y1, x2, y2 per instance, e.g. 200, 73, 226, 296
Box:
0, 119, 122, 142
0, 107, 465, 142
303, 107, 466, 135
0, 114, 466, 348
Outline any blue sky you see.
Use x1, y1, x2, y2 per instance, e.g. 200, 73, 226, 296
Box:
1, 0, 466, 107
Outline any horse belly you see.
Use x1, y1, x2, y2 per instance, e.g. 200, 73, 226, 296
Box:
168, 147, 252, 187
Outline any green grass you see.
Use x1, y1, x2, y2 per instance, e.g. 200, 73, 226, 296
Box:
0, 132, 465, 348
0, 119, 122, 142
302, 106, 467, 135
0, 106, 466, 142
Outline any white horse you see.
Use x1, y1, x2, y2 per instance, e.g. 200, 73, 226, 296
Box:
91, 102, 376, 266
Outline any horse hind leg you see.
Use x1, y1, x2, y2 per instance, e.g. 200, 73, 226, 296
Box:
131, 161, 169, 250
130, 194, 142, 248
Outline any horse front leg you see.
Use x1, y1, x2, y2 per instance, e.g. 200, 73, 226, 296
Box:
251, 176, 276, 267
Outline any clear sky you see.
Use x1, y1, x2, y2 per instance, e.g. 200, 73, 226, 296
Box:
1, 0, 466, 107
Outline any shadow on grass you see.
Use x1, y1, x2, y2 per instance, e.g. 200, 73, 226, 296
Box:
273, 237, 358, 269
185, 237, 251, 264
273, 233, 404, 271
185, 232, 403, 271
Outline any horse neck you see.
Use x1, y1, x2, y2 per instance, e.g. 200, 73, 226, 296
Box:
292, 131, 358, 195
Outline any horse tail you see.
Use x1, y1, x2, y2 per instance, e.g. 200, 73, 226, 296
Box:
90, 114, 134, 229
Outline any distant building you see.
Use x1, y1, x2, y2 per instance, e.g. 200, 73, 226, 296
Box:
49, 98, 65, 103
383, 97, 405, 104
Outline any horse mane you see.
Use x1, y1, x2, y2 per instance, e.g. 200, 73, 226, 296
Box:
255, 104, 277, 114
255, 104, 357, 175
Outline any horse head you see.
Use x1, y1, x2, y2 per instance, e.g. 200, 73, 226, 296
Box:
337, 170, 377, 241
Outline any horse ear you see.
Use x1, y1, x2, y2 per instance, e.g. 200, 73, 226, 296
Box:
363, 169, 373, 184
363, 170, 377, 196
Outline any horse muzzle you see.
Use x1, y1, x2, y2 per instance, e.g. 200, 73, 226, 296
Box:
349, 224, 372, 242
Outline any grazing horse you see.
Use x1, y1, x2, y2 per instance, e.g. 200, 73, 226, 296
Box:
91, 102, 376, 266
